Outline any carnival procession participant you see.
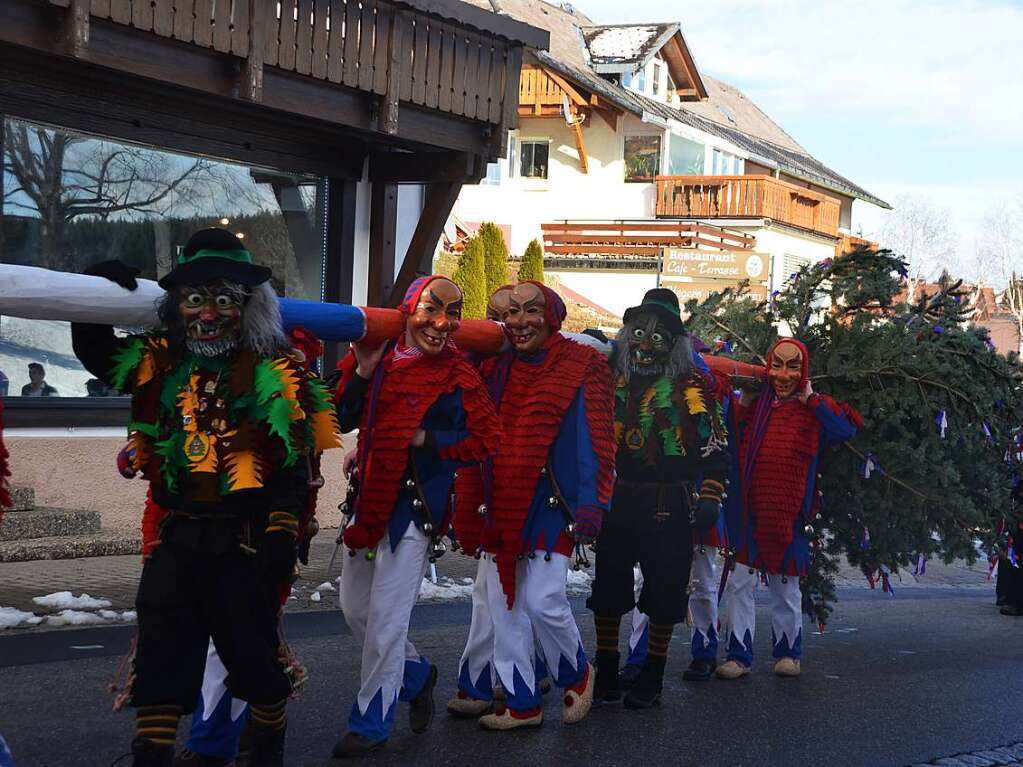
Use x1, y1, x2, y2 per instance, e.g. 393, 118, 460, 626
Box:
620, 385, 738, 685
587, 288, 728, 709
448, 282, 615, 730
71, 229, 340, 767
717, 338, 860, 679
167, 328, 327, 767
332, 276, 501, 758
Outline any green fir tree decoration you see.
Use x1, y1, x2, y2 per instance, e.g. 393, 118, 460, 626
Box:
478, 222, 509, 296
452, 236, 487, 319
518, 238, 545, 284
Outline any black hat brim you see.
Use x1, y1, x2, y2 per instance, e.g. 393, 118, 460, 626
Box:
158, 258, 272, 289
623, 303, 685, 335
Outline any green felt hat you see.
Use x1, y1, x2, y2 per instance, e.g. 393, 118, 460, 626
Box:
159, 228, 271, 289
622, 288, 685, 335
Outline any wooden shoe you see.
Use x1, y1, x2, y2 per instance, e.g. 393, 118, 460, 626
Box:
773, 657, 801, 677
478, 706, 543, 730
446, 692, 492, 718
715, 660, 750, 680
561, 662, 594, 724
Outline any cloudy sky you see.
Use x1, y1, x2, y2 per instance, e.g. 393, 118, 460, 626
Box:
575, 0, 1023, 261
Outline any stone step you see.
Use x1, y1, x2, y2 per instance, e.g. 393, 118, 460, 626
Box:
0, 530, 141, 562
6, 486, 36, 512
0, 508, 101, 541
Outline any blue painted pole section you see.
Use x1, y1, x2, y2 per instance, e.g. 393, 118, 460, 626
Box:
279, 298, 367, 342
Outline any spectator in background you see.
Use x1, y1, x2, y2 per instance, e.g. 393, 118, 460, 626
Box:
21, 363, 57, 397
86, 378, 118, 396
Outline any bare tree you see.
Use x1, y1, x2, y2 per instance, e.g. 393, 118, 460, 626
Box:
975, 194, 1023, 355
880, 195, 958, 303
2, 122, 214, 271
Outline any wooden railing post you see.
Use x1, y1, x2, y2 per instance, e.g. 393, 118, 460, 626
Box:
240, 0, 266, 102
379, 10, 407, 135
61, 0, 90, 58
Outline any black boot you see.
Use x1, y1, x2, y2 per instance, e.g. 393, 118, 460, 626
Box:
131, 737, 174, 767
248, 726, 285, 767
594, 650, 621, 703
618, 663, 643, 690
623, 660, 665, 709
409, 664, 438, 734
173, 750, 232, 766
332, 732, 388, 758
682, 657, 717, 681
1000, 603, 1023, 616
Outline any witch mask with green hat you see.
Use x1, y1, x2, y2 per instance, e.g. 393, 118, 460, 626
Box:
617, 287, 693, 379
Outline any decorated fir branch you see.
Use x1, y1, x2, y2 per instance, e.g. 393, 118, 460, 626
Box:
685, 247, 1023, 625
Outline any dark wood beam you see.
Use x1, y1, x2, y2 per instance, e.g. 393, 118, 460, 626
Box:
368, 183, 399, 307
387, 181, 462, 305
323, 178, 359, 371
60, 0, 89, 59
238, 0, 265, 103
392, 0, 549, 49
369, 151, 484, 183
0, 0, 494, 157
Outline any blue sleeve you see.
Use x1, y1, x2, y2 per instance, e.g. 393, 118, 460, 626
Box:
572, 386, 603, 512
428, 388, 471, 451
814, 398, 857, 446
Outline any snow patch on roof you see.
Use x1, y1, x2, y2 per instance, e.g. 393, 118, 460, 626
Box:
585, 25, 663, 64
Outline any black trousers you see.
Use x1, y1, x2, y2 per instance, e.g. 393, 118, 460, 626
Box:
587, 481, 694, 625
131, 523, 289, 711
998, 555, 1023, 608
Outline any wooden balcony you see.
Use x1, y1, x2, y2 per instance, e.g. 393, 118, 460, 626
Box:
655, 175, 842, 239
1, 0, 546, 163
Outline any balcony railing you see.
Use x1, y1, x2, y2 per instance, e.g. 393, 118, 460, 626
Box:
655, 175, 842, 238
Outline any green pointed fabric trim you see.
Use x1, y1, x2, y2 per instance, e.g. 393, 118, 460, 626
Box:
109, 337, 148, 392
128, 421, 160, 438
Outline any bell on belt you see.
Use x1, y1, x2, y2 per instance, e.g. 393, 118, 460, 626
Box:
423, 522, 434, 535
566, 523, 576, 535
547, 496, 558, 507
477, 504, 488, 516
412, 498, 423, 509
405, 478, 416, 489
804, 525, 815, 536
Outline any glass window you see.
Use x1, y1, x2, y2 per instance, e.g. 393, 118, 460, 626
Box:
624, 135, 661, 183
483, 161, 502, 185
518, 140, 549, 180
1, 117, 326, 398
652, 62, 661, 96
711, 148, 741, 176
669, 135, 705, 175
622, 71, 633, 88
636, 67, 647, 92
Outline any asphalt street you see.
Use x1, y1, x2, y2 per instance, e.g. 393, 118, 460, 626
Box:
1, 587, 1020, 767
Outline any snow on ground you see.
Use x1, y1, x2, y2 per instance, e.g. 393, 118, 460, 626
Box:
417, 576, 476, 602
32, 592, 112, 610
310, 591, 322, 602
0, 606, 44, 630
566, 568, 594, 594
314, 581, 336, 592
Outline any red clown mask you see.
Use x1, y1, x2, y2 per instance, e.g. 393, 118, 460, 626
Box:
767, 338, 809, 400
399, 275, 463, 356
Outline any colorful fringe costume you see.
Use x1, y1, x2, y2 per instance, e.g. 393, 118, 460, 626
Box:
722, 338, 861, 668
451, 285, 615, 720
334, 275, 501, 746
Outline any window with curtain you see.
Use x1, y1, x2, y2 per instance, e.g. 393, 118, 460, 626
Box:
669, 135, 705, 175
1, 116, 326, 398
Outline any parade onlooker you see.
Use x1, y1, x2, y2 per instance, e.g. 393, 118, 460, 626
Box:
21, 363, 57, 397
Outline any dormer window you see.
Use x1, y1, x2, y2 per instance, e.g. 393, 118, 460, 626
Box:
652, 61, 661, 96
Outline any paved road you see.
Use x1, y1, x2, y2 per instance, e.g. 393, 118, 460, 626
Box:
1, 588, 1020, 767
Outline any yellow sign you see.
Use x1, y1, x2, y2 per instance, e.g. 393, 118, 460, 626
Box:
662, 280, 770, 305
663, 250, 769, 283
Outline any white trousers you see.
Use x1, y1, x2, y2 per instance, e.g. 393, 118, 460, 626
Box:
627, 547, 720, 663
459, 553, 585, 710
721, 567, 803, 665
339, 524, 430, 727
